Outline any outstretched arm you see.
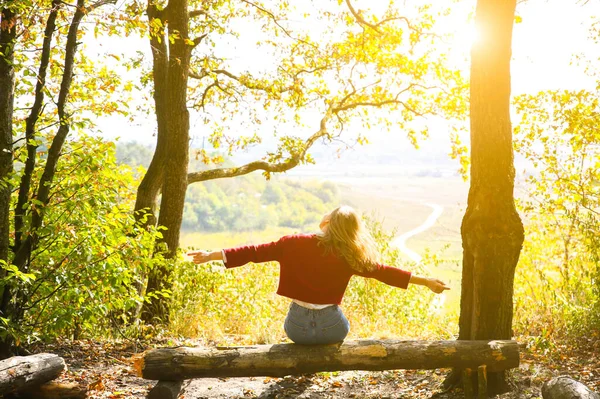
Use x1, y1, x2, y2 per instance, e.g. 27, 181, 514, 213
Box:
409, 275, 450, 294
187, 237, 285, 268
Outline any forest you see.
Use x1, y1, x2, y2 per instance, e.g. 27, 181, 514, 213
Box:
0, 0, 598, 398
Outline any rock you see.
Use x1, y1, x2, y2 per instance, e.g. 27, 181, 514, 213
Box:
542, 376, 600, 399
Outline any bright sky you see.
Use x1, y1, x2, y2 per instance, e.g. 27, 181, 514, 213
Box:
93, 0, 599, 158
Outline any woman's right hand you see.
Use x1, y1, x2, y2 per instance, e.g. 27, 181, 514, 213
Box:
426, 278, 450, 294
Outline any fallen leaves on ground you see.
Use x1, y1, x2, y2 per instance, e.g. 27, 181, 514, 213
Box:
26, 334, 600, 399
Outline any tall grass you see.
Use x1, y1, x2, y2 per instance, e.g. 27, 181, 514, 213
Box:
513, 213, 600, 349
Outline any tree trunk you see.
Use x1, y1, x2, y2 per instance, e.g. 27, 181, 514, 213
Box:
0, 354, 65, 395
0, 6, 16, 272
542, 376, 600, 399
457, 0, 524, 395
134, 340, 519, 380
0, 6, 17, 359
14, 0, 61, 249
141, 0, 192, 323
133, 2, 170, 229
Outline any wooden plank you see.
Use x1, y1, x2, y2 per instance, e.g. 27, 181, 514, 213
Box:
134, 339, 519, 380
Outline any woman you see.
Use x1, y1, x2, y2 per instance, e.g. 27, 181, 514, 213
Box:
189, 205, 449, 345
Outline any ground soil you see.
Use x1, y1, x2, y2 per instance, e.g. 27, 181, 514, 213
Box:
27, 335, 600, 399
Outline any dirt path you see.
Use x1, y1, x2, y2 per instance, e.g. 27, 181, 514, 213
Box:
390, 202, 444, 265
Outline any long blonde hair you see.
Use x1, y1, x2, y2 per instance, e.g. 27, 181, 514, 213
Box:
317, 206, 380, 273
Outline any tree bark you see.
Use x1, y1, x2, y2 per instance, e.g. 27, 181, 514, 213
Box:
0, 354, 65, 395
0, 6, 17, 358
133, 2, 171, 229
457, 0, 524, 395
542, 376, 600, 399
0, 5, 17, 294
141, 0, 192, 323
134, 340, 519, 380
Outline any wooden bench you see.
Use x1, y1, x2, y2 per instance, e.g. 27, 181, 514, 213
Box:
134, 339, 519, 399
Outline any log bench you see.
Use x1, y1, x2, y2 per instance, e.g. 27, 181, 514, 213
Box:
0, 353, 86, 398
134, 339, 520, 399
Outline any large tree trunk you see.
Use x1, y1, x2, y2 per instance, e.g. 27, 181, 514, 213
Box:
0, 354, 65, 395
141, 0, 192, 323
458, 0, 524, 395
135, 340, 519, 380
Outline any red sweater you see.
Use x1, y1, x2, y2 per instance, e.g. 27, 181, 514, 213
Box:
223, 233, 412, 305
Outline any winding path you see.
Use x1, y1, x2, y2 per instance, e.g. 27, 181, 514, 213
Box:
390, 203, 444, 264
390, 202, 447, 310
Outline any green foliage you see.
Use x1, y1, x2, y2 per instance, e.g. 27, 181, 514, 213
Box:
513, 88, 600, 345
182, 177, 339, 232
169, 215, 457, 344
4, 136, 160, 343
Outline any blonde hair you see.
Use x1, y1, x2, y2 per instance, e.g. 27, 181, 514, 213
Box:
317, 206, 380, 273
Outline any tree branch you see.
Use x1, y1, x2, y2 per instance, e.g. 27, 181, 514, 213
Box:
240, 0, 318, 49
344, 0, 381, 33
187, 110, 332, 184
86, 0, 116, 13
190, 68, 291, 97
187, 81, 432, 185
344, 0, 415, 33
189, 9, 206, 18
192, 33, 208, 47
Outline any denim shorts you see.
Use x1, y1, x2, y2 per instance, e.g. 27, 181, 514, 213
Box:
284, 302, 350, 345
